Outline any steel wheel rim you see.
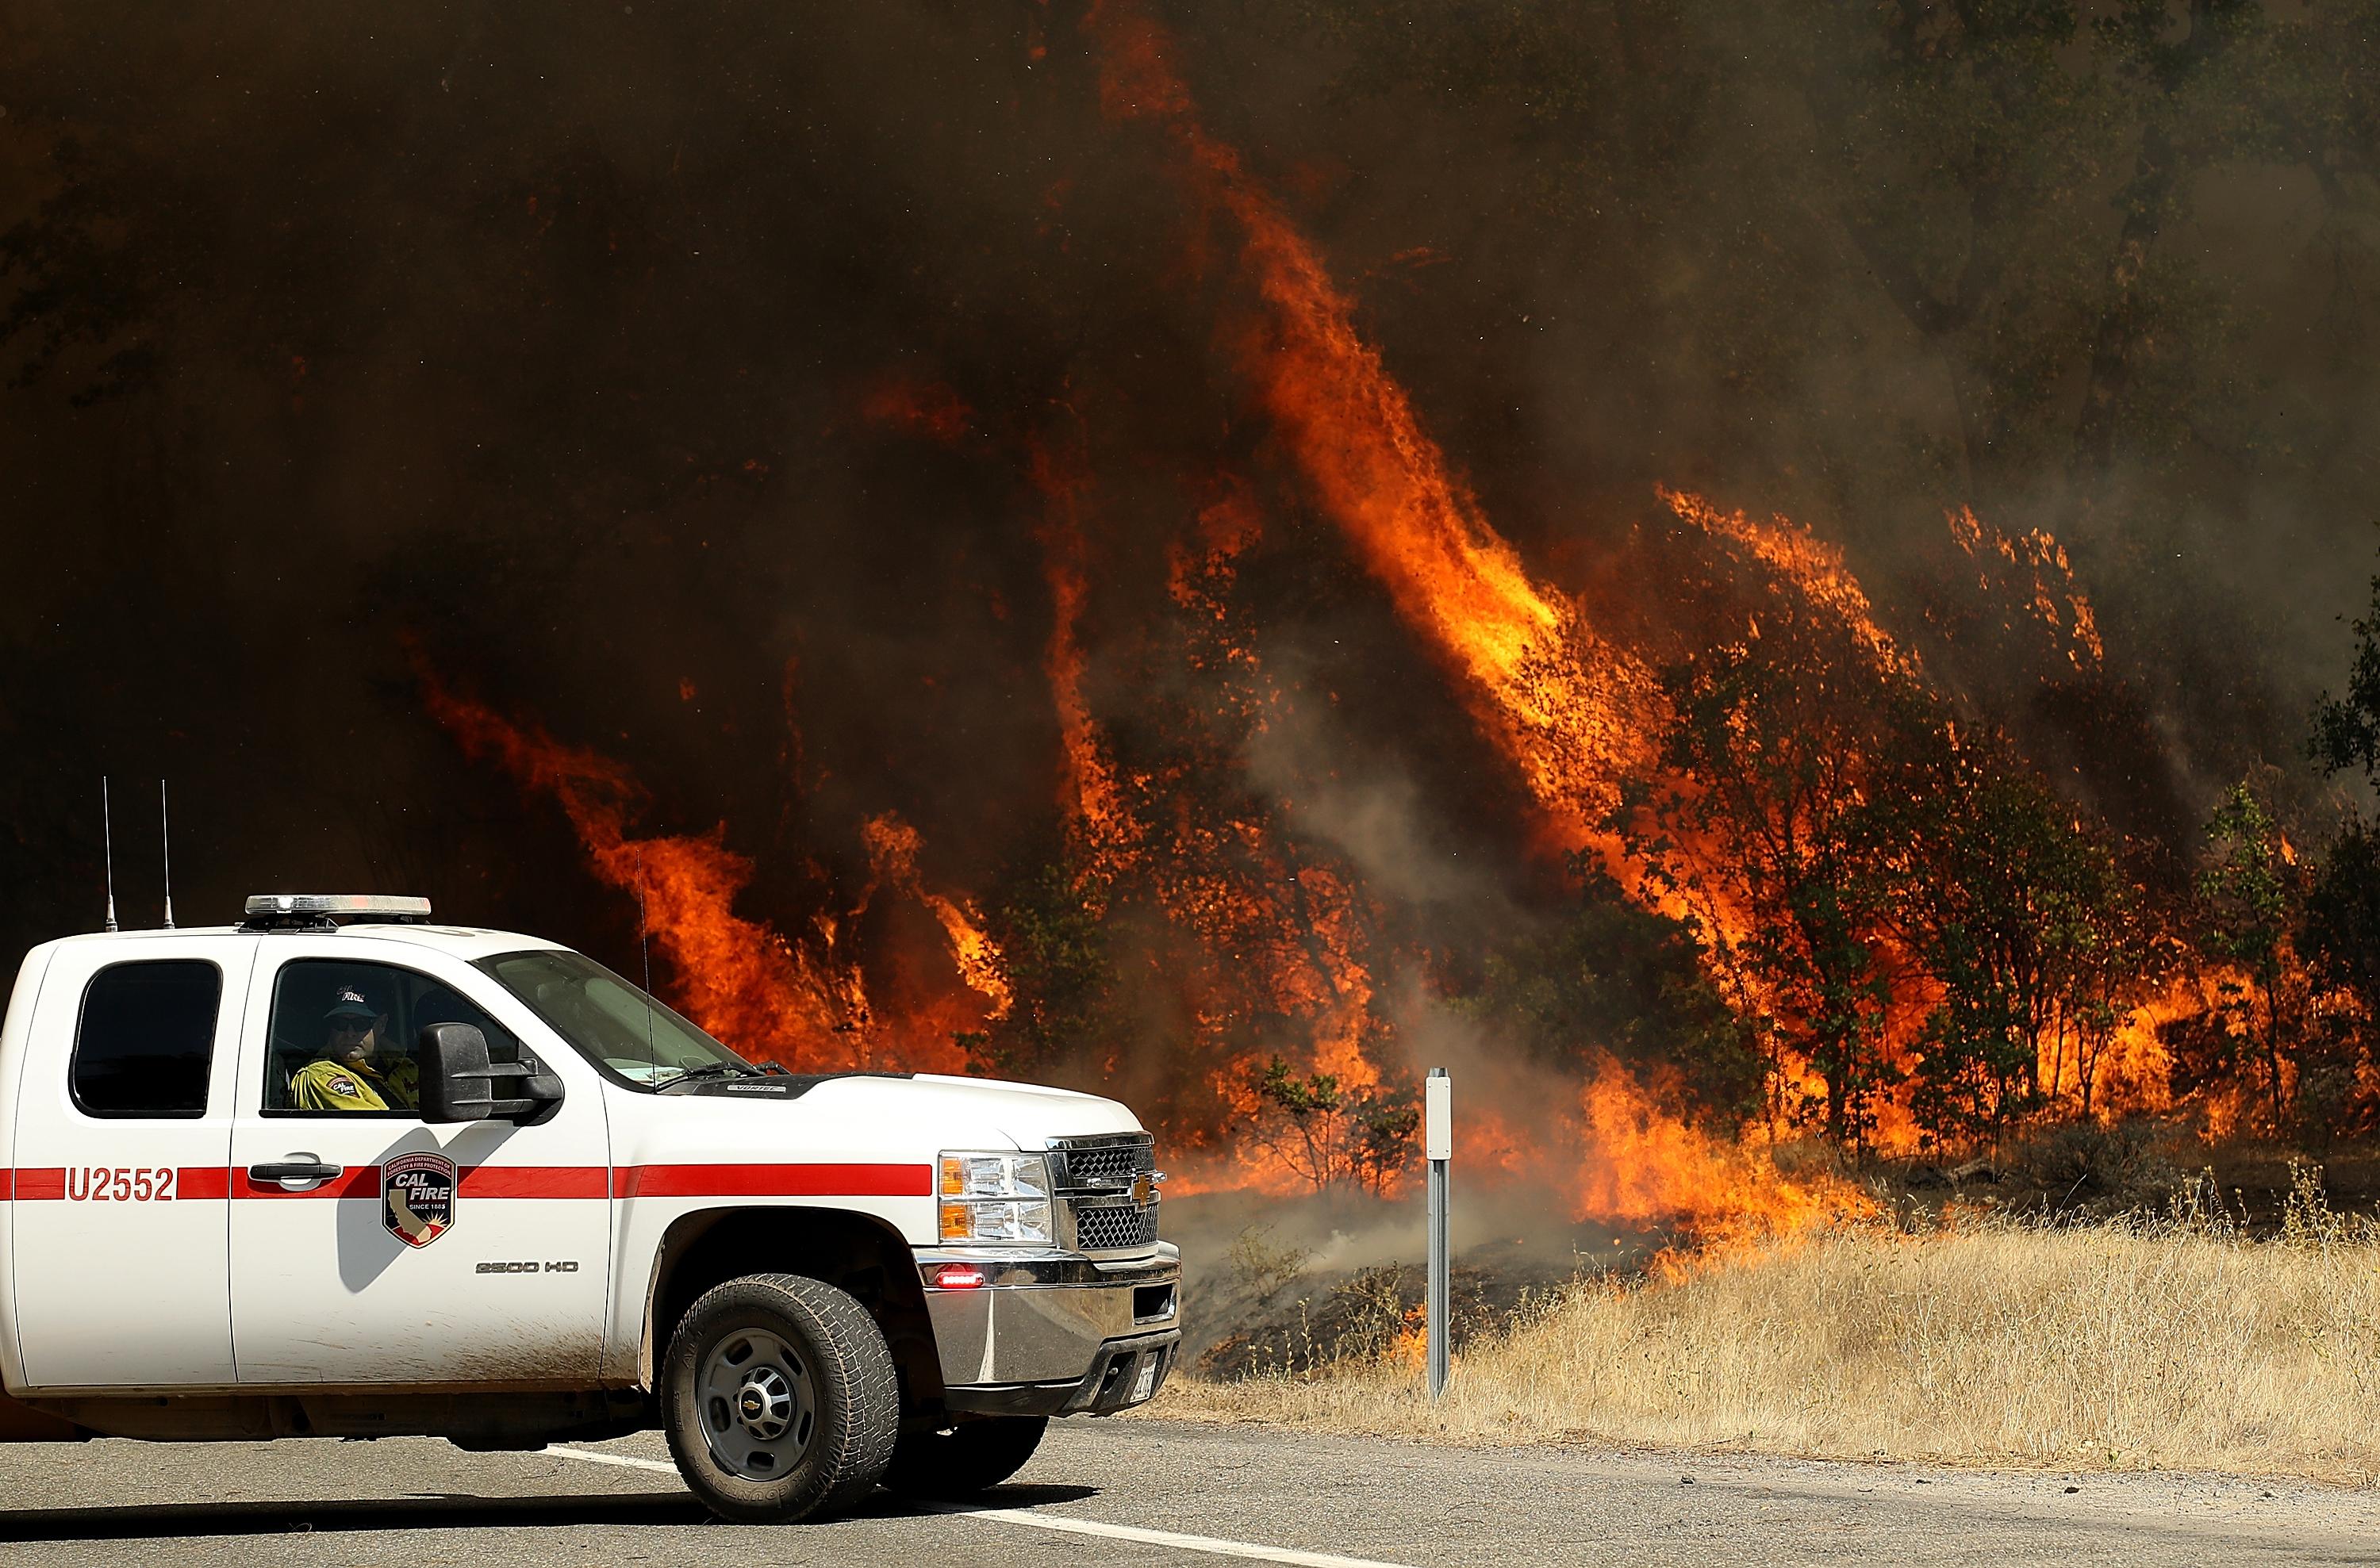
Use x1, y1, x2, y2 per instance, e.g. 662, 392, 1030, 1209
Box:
697, 1326, 817, 1481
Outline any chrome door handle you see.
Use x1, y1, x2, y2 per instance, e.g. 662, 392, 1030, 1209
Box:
248, 1160, 342, 1187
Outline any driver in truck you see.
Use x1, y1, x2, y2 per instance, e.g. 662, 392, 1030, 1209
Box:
290, 985, 417, 1111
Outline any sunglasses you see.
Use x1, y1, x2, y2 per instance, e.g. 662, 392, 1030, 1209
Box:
329, 1018, 374, 1033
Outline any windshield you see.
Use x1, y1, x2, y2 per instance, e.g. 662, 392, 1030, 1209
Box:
475, 948, 754, 1089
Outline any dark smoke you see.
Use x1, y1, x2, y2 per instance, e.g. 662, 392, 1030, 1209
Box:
2, 0, 2370, 1060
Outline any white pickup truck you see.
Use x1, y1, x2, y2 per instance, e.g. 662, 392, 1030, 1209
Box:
0, 894, 1178, 1523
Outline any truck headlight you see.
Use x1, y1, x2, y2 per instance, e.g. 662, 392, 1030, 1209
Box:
938, 1152, 1054, 1245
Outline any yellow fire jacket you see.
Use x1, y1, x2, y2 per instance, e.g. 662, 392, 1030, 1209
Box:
290, 1056, 419, 1112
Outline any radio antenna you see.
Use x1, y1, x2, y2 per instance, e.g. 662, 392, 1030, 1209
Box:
159, 779, 175, 930
101, 776, 118, 933
636, 845, 658, 1072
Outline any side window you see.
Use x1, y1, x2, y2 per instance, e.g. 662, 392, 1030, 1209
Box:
264, 959, 521, 1117
73, 960, 222, 1119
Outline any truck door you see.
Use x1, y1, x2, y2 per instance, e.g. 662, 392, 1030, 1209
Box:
226, 945, 612, 1386
9, 936, 252, 1389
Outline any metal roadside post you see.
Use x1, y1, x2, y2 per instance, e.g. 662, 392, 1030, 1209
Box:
1425, 1066, 1451, 1400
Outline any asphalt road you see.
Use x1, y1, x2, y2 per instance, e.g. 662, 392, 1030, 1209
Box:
0, 1417, 2366, 1566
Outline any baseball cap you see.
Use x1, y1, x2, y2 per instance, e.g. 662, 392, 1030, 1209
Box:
324, 987, 379, 1023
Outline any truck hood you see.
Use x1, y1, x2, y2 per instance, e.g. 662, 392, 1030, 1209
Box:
611, 1070, 1144, 1160
830, 1072, 1142, 1148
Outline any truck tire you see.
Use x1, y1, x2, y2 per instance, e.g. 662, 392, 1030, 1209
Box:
661, 1272, 899, 1524
885, 1415, 1049, 1497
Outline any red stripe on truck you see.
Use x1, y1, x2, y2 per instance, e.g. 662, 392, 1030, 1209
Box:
0, 1164, 927, 1201
459, 1165, 609, 1199
175, 1167, 229, 1200
615, 1163, 932, 1199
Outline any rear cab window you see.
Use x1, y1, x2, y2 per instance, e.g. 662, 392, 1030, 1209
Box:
72, 960, 222, 1118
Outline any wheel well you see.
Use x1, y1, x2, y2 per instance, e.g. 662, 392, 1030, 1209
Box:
643, 1207, 942, 1413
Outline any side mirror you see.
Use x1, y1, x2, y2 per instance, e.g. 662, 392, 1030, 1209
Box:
417, 1022, 565, 1124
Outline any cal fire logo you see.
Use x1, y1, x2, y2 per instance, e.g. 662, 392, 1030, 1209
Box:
383, 1152, 456, 1248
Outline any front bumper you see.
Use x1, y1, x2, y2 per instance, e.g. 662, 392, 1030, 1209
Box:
919, 1242, 1181, 1418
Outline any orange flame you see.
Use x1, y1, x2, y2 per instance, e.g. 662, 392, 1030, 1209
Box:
1572, 1056, 1875, 1246
2094, 977, 2195, 1119
1388, 1299, 1428, 1368
1031, 435, 1142, 874
1662, 487, 1915, 679
425, 678, 986, 1073
1088, 1, 1659, 866
1948, 506, 2104, 673
424, 680, 881, 1066
1030, 416, 1393, 1140
859, 812, 1013, 1022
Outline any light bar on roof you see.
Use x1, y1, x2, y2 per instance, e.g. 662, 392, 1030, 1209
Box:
243, 894, 432, 919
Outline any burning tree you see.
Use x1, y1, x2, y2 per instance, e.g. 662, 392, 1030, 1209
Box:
1237, 1058, 1420, 1196
952, 857, 1119, 1082
1866, 715, 2144, 1149
1618, 597, 1904, 1152
2186, 784, 2314, 1137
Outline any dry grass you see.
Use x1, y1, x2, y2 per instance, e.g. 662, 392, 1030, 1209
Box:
1154, 1171, 2380, 1482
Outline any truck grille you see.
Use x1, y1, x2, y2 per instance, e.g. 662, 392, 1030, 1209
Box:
1050, 1134, 1155, 1190
1071, 1200, 1161, 1252
1050, 1133, 1160, 1255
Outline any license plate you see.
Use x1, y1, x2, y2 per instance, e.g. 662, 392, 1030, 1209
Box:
1130, 1357, 1158, 1402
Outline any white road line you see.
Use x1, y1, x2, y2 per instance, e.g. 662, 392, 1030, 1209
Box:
544, 1445, 680, 1476
923, 1501, 1419, 1567
543, 1444, 1418, 1568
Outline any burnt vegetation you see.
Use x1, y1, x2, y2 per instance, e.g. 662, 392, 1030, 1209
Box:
9, 2, 2380, 1210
